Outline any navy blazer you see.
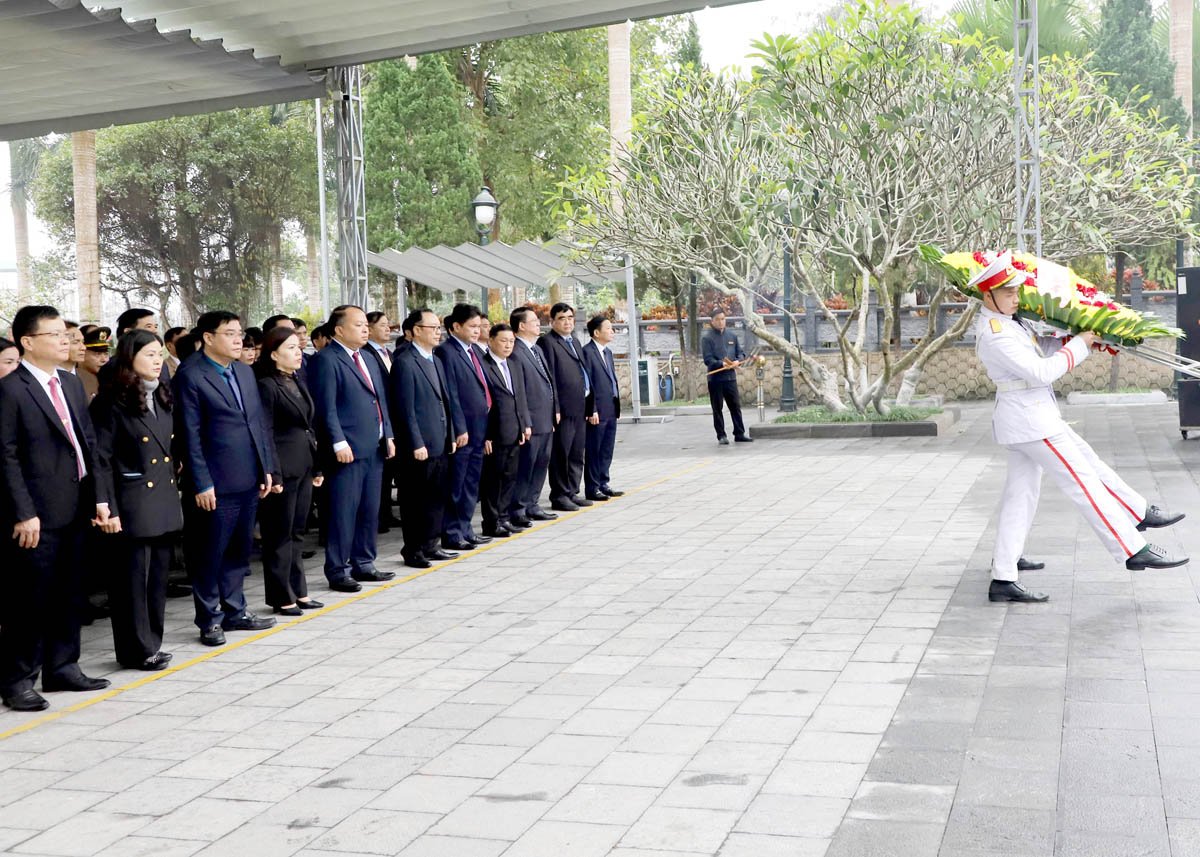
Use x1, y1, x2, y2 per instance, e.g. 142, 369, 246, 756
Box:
0, 365, 104, 528
173, 356, 277, 495
582, 340, 621, 421
310, 341, 393, 461
538, 332, 593, 419
388, 346, 456, 458
482, 352, 531, 446
510, 339, 557, 435
434, 337, 490, 441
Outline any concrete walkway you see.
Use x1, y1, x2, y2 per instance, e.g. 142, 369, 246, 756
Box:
1, 402, 1198, 857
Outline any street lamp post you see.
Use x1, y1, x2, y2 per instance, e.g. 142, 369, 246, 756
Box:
470, 186, 499, 310
779, 196, 796, 412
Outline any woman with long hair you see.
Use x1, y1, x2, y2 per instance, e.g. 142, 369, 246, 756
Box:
255, 327, 324, 615
0, 337, 20, 379
89, 329, 183, 670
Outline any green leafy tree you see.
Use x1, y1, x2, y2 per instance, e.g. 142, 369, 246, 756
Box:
364, 56, 482, 253
1093, 0, 1188, 129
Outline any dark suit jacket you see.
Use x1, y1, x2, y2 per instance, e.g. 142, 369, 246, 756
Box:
0, 365, 104, 529
172, 355, 277, 495
537, 332, 593, 419
310, 341, 393, 461
702, 327, 746, 382
582, 340, 621, 421
364, 341, 394, 379
482, 353, 530, 447
511, 339, 557, 435
257, 374, 319, 481
389, 346, 455, 458
435, 338, 490, 441
89, 391, 183, 538
393, 340, 413, 361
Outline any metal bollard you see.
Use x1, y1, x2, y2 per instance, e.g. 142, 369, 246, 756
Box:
756, 365, 766, 423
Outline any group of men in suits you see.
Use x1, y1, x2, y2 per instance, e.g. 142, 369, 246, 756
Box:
0, 299, 624, 711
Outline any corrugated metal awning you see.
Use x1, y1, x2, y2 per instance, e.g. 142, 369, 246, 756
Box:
368, 240, 616, 294
0, 0, 749, 140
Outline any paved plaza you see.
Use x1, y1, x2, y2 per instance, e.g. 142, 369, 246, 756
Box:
1, 401, 1199, 856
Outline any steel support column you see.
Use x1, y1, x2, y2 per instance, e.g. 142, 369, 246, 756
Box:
333, 65, 369, 308
1013, 0, 1041, 255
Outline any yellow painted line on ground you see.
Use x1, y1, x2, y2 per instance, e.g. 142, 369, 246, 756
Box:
0, 458, 712, 742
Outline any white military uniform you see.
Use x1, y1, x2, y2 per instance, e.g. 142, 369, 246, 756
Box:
975, 306, 1147, 581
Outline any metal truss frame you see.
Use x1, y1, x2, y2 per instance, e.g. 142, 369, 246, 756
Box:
333, 65, 369, 308
1013, 0, 1042, 256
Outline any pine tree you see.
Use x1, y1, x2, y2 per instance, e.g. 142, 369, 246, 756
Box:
364, 56, 482, 253
1093, 0, 1189, 129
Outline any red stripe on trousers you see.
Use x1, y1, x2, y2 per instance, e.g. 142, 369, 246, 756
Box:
1043, 439, 1132, 557
1105, 485, 1141, 521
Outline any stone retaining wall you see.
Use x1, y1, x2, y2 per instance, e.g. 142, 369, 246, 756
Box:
613, 339, 1174, 406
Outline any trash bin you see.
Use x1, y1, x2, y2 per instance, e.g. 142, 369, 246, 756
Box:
636, 355, 660, 406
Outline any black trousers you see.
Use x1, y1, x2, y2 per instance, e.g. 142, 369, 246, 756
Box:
0, 522, 85, 695
108, 533, 172, 667
399, 453, 448, 560
260, 470, 313, 607
481, 442, 521, 529
549, 414, 585, 503
585, 417, 617, 495
189, 489, 258, 630
379, 456, 400, 526
511, 432, 552, 517
324, 449, 383, 582
708, 378, 746, 440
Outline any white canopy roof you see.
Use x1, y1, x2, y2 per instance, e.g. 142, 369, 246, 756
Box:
0, 0, 746, 140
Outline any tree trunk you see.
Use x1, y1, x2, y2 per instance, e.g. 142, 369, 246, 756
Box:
269, 227, 284, 311
1110, 250, 1126, 391
673, 286, 687, 403
71, 130, 101, 321
10, 189, 31, 305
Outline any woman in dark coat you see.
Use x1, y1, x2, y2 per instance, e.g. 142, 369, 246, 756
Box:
90, 329, 183, 670
255, 327, 324, 615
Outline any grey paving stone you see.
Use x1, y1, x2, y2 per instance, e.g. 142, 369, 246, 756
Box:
865, 748, 963, 786
395, 835, 509, 857
544, 783, 660, 824
716, 833, 831, 857
762, 760, 867, 799
736, 793, 849, 838
825, 818, 944, 857
310, 808, 440, 854
585, 752, 691, 788
846, 782, 955, 823
940, 804, 1055, 853
139, 797, 273, 841
620, 806, 739, 853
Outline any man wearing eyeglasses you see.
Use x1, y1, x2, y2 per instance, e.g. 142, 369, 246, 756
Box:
0, 305, 116, 711
173, 310, 279, 647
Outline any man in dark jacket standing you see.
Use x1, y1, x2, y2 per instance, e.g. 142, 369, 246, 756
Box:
389, 309, 460, 569
538, 303, 594, 512
0, 306, 116, 710
702, 310, 753, 445
174, 311, 279, 646
508, 307, 557, 525
480, 324, 530, 537
582, 316, 623, 501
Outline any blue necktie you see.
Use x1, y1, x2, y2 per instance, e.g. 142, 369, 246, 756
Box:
222, 366, 244, 411
564, 336, 590, 395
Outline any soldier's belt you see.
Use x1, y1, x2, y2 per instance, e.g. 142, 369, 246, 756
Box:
994, 379, 1031, 393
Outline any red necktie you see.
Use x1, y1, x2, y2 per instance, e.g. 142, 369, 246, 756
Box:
352, 351, 383, 426
48, 377, 85, 478
468, 347, 492, 410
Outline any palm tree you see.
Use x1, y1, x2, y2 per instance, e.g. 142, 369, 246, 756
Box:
7, 139, 43, 305
951, 0, 1097, 55
71, 130, 101, 322
1169, 0, 1195, 132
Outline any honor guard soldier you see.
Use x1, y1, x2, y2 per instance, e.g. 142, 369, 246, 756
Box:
974, 252, 1187, 604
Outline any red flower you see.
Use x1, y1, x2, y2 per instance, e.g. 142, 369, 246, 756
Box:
1025, 275, 1037, 287
1106, 302, 1118, 310
972, 251, 987, 265
1012, 259, 1027, 271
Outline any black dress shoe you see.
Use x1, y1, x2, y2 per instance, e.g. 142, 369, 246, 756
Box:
4, 689, 48, 711
1126, 544, 1189, 570
717, 437, 730, 445
301, 549, 316, 560
988, 580, 1049, 603
482, 525, 512, 538
468, 534, 493, 545
602, 488, 624, 497
351, 568, 396, 582
442, 539, 476, 551
223, 613, 276, 632
550, 499, 580, 512
297, 599, 324, 610
1017, 557, 1045, 571
377, 523, 391, 534
528, 509, 558, 521
165, 582, 193, 598
404, 555, 432, 569
43, 674, 112, 692
1137, 505, 1186, 531
273, 605, 303, 616
200, 625, 226, 646
509, 516, 533, 528
329, 577, 362, 592
571, 496, 594, 507
427, 549, 459, 561
585, 492, 609, 502
734, 435, 754, 443
138, 652, 172, 671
